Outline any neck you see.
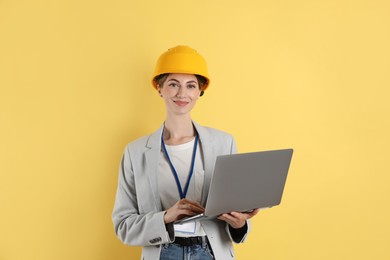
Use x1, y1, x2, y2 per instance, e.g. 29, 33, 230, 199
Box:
163, 115, 195, 144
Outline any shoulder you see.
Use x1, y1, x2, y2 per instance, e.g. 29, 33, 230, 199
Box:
199, 125, 234, 140
125, 135, 148, 151
194, 122, 235, 145
194, 122, 237, 154
124, 126, 163, 153
128, 133, 152, 146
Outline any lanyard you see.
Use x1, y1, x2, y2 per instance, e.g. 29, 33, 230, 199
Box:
161, 131, 199, 199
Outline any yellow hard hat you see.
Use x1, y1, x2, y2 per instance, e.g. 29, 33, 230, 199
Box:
151, 45, 210, 91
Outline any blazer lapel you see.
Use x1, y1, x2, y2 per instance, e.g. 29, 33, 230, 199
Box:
144, 124, 164, 211
193, 122, 215, 206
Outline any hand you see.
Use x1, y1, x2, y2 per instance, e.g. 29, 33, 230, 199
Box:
217, 208, 261, 229
163, 199, 205, 224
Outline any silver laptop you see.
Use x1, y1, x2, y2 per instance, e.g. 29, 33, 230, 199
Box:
175, 148, 293, 224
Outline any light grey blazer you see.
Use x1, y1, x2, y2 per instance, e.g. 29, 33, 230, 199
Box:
112, 122, 251, 259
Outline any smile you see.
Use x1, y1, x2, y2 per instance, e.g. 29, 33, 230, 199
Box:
174, 101, 189, 106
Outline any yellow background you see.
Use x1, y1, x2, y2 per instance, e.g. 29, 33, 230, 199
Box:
1, 0, 389, 259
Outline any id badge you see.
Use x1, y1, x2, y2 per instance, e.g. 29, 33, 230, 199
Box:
174, 222, 196, 234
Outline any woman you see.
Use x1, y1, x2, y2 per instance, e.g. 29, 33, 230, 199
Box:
112, 45, 259, 259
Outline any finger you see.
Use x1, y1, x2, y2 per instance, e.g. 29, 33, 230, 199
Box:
179, 200, 205, 212
218, 213, 245, 228
181, 199, 205, 210
217, 214, 230, 223
177, 205, 204, 217
244, 208, 261, 219
186, 204, 205, 214
231, 209, 260, 219
227, 212, 247, 221
229, 212, 242, 218
219, 213, 240, 222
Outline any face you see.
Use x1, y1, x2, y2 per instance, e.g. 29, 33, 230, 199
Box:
158, 73, 201, 116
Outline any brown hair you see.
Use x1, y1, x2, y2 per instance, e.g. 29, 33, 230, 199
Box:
153, 73, 207, 93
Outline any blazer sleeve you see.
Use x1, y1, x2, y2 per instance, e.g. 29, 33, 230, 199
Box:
112, 145, 174, 246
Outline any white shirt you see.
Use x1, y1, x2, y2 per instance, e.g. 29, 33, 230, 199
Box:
158, 138, 206, 237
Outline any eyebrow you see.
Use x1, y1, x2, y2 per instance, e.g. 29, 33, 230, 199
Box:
167, 79, 197, 84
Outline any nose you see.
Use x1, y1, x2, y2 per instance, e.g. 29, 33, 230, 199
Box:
176, 86, 186, 98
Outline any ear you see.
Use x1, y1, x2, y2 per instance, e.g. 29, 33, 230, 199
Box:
200, 90, 204, 97
157, 85, 163, 97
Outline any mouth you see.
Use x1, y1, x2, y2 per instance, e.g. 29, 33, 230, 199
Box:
173, 100, 189, 107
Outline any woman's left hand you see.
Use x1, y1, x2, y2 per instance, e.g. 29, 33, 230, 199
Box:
217, 208, 261, 229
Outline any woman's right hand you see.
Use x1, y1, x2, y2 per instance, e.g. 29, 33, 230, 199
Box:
163, 199, 205, 224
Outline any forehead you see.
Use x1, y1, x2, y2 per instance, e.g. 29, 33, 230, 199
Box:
166, 73, 198, 82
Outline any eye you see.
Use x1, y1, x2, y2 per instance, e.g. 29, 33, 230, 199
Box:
187, 84, 197, 89
168, 82, 179, 88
